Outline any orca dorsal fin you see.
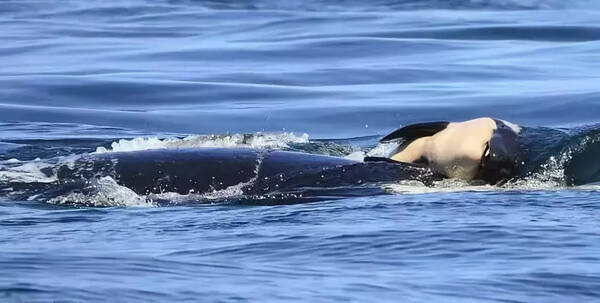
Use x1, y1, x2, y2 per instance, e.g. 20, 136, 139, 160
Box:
380, 121, 449, 143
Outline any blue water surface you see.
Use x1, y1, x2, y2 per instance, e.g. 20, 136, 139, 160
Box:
1, 0, 600, 302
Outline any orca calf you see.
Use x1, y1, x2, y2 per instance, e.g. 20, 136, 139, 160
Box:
377, 117, 523, 184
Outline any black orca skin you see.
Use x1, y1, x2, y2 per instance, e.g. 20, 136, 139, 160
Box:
55, 148, 441, 196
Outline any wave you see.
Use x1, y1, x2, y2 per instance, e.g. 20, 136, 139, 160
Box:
154, 0, 600, 11
4, 0, 599, 20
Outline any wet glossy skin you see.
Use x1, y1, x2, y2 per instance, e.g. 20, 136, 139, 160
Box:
390, 117, 520, 183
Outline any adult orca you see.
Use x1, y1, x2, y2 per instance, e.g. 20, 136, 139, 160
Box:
53, 148, 441, 196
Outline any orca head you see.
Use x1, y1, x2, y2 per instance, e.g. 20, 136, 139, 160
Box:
477, 120, 522, 184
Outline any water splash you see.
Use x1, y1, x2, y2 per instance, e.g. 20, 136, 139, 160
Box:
512, 129, 600, 187
0, 160, 57, 184
365, 142, 399, 158
382, 179, 495, 194
94, 132, 310, 153
47, 177, 152, 207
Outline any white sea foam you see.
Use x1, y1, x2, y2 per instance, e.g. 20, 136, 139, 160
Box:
365, 142, 399, 158
344, 151, 366, 162
574, 184, 600, 192
382, 179, 496, 194
0, 161, 56, 184
48, 177, 152, 207
147, 180, 251, 203
95, 132, 309, 153
52, 175, 258, 206
384, 178, 600, 195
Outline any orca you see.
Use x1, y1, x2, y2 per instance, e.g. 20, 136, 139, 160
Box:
48, 117, 523, 199
53, 148, 441, 196
377, 117, 522, 184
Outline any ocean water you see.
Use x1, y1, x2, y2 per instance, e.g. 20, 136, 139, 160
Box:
2, 0, 600, 302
